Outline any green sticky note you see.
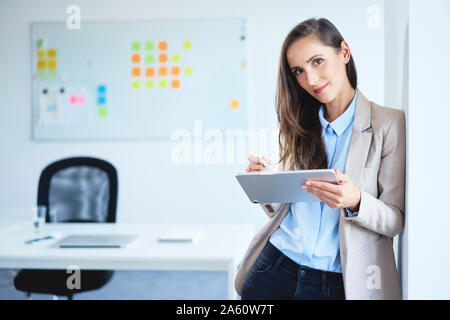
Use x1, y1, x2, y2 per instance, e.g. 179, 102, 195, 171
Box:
98, 107, 107, 117
145, 42, 154, 50
145, 55, 154, 64
159, 80, 167, 88
131, 42, 140, 51
172, 53, 180, 63
132, 81, 140, 89
37, 38, 45, 49
146, 80, 154, 89
184, 66, 193, 76
183, 41, 192, 50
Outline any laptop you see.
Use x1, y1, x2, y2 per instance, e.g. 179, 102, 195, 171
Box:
54, 234, 137, 248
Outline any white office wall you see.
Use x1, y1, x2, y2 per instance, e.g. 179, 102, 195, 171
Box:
0, 0, 384, 228
384, 0, 409, 291
405, 0, 450, 299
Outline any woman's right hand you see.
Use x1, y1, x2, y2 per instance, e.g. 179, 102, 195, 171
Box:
246, 155, 274, 172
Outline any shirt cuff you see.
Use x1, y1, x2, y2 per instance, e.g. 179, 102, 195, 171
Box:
345, 208, 359, 217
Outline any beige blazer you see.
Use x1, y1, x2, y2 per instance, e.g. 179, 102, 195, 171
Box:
235, 90, 406, 300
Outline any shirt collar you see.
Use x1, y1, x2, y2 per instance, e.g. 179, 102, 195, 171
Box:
318, 88, 358, 136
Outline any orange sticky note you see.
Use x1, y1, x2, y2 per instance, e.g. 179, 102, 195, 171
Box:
132, 54, 141, 63
159, 54, 168, 63
230, 99, 240, 109
132, 67, 141, 77
158, 67, 167, 76
145, 68, 154, 77
171, 66, 180, 76
37, 60, 46, 70
171, 79, 180, 89
158, 41, 168, 50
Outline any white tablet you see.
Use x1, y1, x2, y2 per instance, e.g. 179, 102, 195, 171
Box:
236, 169, 339, 203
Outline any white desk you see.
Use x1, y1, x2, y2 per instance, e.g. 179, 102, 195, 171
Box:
0, 222, 255, 299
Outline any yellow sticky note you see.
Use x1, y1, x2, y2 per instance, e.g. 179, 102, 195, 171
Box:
132, 81, 140, 89
184, 66, 193, 76
48, 60, 57, 70
183, 41, 192, 50
159, 80, 167, 88
37, 50, 46, 59
146, 80, 154, 88
47, 49, 57, 58
172, 53, 180, 63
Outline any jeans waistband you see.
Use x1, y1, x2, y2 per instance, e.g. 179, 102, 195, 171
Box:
262, 240, 343, 281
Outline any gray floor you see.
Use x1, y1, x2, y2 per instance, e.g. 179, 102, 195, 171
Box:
0, 269, 231, 300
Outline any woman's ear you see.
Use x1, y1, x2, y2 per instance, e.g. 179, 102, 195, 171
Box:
340, 40, 351, 64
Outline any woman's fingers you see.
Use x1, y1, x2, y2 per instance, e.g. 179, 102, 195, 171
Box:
247, 163, 265, 171
248, 155, 261, 165
261, 156, 273, 166
247, 155, 274, 172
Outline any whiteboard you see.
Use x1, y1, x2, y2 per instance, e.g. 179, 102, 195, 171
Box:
31, 19, 247, 140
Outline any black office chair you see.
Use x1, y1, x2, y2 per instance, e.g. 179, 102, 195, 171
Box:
14, 157, 118, 300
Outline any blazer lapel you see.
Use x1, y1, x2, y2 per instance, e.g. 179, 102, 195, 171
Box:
344, 90, 373, 188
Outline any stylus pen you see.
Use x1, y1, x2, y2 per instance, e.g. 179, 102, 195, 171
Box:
260, 158, 275, 171
25, 235, 54, 244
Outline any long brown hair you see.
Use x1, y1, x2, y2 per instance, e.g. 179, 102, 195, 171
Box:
276, 18, 357, 170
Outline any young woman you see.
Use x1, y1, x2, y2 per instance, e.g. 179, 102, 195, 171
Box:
235, 18, 406, 300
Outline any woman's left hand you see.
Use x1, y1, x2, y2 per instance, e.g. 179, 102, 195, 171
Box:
303, 168, 361, 212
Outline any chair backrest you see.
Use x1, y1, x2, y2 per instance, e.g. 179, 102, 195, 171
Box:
37, 157, 118, 223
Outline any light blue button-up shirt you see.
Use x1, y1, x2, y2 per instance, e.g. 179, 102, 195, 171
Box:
269, 89, 358, 273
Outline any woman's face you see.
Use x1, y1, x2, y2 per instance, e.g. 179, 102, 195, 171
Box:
286, 35, 351, 104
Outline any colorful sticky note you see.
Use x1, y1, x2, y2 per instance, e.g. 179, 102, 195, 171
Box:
69, 95, 86, 105
145, 68, 154, 77
36, 38, 45, 49
48, 60, 57, 70
171, 66, 180, 76
132, 81, 140, 89
230, 99, 240, 110
145, 55, 154, 64
47, 49, 57, 58
171, 79, 180, 89
158, 41, 168, 50
131, 42, 140, 51
184, 66, 193, 76
37, 50, 46, 59
158, 67, 167, 76
132, 67, 141, 77
145, 42, 154, 50
132, 54, 141, 63
159, 80, 167, 88
146, 80, 154, 89
171, 53, 180, 63
158, 54, 168, 63
97, 97, 106, 105
98, 107, 107, 117
183, 41, 192, 50
37, 60, 46, 70
98, 85, 106, 93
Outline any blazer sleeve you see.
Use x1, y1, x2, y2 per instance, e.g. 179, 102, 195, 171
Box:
343, 110, 406, 238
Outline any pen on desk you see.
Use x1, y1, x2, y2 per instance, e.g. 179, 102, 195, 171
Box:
25, 235, 54, 245
259, 158, 275, 171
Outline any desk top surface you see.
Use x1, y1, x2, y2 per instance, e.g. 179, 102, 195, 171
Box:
0, 221, 255, 264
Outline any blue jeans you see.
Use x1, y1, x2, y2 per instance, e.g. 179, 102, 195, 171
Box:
241, 241, 346, 300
